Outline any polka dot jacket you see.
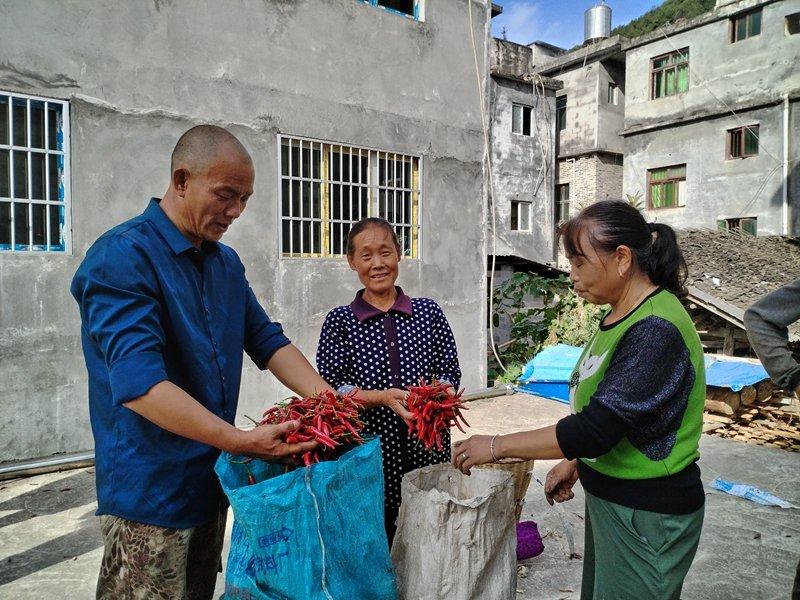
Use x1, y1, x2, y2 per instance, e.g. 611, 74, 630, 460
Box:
316, 286, 461, 511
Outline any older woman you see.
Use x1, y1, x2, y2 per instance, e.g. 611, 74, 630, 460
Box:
316, 217, 461, 544
455, 200, 706, 600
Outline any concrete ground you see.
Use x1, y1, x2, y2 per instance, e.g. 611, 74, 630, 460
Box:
0, 393, 798, 599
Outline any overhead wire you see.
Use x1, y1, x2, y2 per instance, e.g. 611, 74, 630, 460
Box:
468, 0, 506, 373
654, 24, 793, 221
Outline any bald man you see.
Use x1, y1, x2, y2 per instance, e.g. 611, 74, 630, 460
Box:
71, 125, 331, 599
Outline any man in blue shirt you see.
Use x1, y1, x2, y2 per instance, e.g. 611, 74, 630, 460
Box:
71, 125, 330, 599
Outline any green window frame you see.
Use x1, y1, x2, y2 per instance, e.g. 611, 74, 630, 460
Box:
718, 217, 757, 235
647, 164, 686, 209
731, 8, 762, 43
727, 124, 759, 159
650, 49, 689, 99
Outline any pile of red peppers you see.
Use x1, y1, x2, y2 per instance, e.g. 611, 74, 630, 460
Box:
260, 390, 366, 467
405, 379, 469, 452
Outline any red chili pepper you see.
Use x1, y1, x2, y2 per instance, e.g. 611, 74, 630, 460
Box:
405, 378, 469, 451
257, 390, 366, 464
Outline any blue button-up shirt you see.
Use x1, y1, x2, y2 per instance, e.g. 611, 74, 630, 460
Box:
71, 199, 290, 528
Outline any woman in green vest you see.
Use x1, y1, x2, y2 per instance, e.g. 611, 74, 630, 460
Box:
454, 200, 706, 600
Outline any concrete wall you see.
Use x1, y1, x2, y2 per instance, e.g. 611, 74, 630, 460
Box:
624, 102, 797, 234
489, 75, 558, 264
554, 65, 600, 158
596, 60, 626, 154
0, 0, 491, 461
624, 0, 800, 131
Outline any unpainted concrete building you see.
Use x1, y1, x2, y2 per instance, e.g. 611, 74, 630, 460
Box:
488, 39, 561, 266
0, 0, 493, 462
535, 36, 627, 225
622, 0, 800, 235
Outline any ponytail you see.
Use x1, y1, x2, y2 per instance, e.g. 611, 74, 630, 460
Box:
645, 222, 688, 297
559, 200, 688, 297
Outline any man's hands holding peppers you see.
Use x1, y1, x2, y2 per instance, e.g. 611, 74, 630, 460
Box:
236, 420, 317, 462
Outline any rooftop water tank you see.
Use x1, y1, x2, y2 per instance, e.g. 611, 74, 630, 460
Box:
584, 2, 612, 43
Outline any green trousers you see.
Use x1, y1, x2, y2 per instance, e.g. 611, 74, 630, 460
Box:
581, 492, 704, 600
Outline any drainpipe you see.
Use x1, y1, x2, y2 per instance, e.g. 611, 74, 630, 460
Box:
783, 94, 790, 236
567, 158, 577, 206
462, 384, 516, 403
0, 451, 94, 481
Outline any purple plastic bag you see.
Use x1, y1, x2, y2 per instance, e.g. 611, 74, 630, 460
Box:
517, 521, 544, 560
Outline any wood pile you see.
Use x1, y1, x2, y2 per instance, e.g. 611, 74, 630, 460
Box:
703, 381, 800, 451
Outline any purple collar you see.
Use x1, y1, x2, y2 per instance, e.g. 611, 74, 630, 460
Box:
350, 287, 413, 322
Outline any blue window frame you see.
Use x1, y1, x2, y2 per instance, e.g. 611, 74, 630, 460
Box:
360, 0, 422, 21
0, 91, 70, 252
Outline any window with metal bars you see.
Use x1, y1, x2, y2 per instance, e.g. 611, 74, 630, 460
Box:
647, 164, 686, 209
727, 124, 759, 158
359, 0, 423, 20
279, 136, 420, 258
0, 92, 69, 252
650, 49, 689, 99
730, 8, 762, 43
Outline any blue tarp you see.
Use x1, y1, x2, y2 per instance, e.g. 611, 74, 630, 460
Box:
704, 356, 769, 391
515, 343, 770, 402
517, 344, 582, 403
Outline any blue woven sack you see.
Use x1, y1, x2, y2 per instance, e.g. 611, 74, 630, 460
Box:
215, 438, 396, 599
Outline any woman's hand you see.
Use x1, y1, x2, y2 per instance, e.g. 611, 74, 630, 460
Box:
381, 388, 414, 422
544, 459, 578, 505
452, 435, 496, 475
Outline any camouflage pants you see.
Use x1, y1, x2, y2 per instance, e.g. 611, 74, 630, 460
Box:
96, 506, 227, 600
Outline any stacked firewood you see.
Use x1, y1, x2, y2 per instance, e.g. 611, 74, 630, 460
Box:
703, 381, 800, 452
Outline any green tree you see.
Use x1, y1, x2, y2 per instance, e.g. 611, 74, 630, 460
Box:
612, 0, 716, 39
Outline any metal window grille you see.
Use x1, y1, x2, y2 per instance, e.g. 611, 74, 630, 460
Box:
650, 49, 690, 99
0, 92, 70, 252
727, 124, 759, 158
279, 135, 421, 258
647, 164, 686, 209
359, 0, 423, 20
731, 8, 762, 43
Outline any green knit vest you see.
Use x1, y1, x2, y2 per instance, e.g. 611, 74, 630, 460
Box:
569, 289, 706, 479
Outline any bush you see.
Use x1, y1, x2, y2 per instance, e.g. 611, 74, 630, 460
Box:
489, 273, 603, 383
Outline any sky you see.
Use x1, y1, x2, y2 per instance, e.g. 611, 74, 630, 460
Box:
491, 0, 661, 49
